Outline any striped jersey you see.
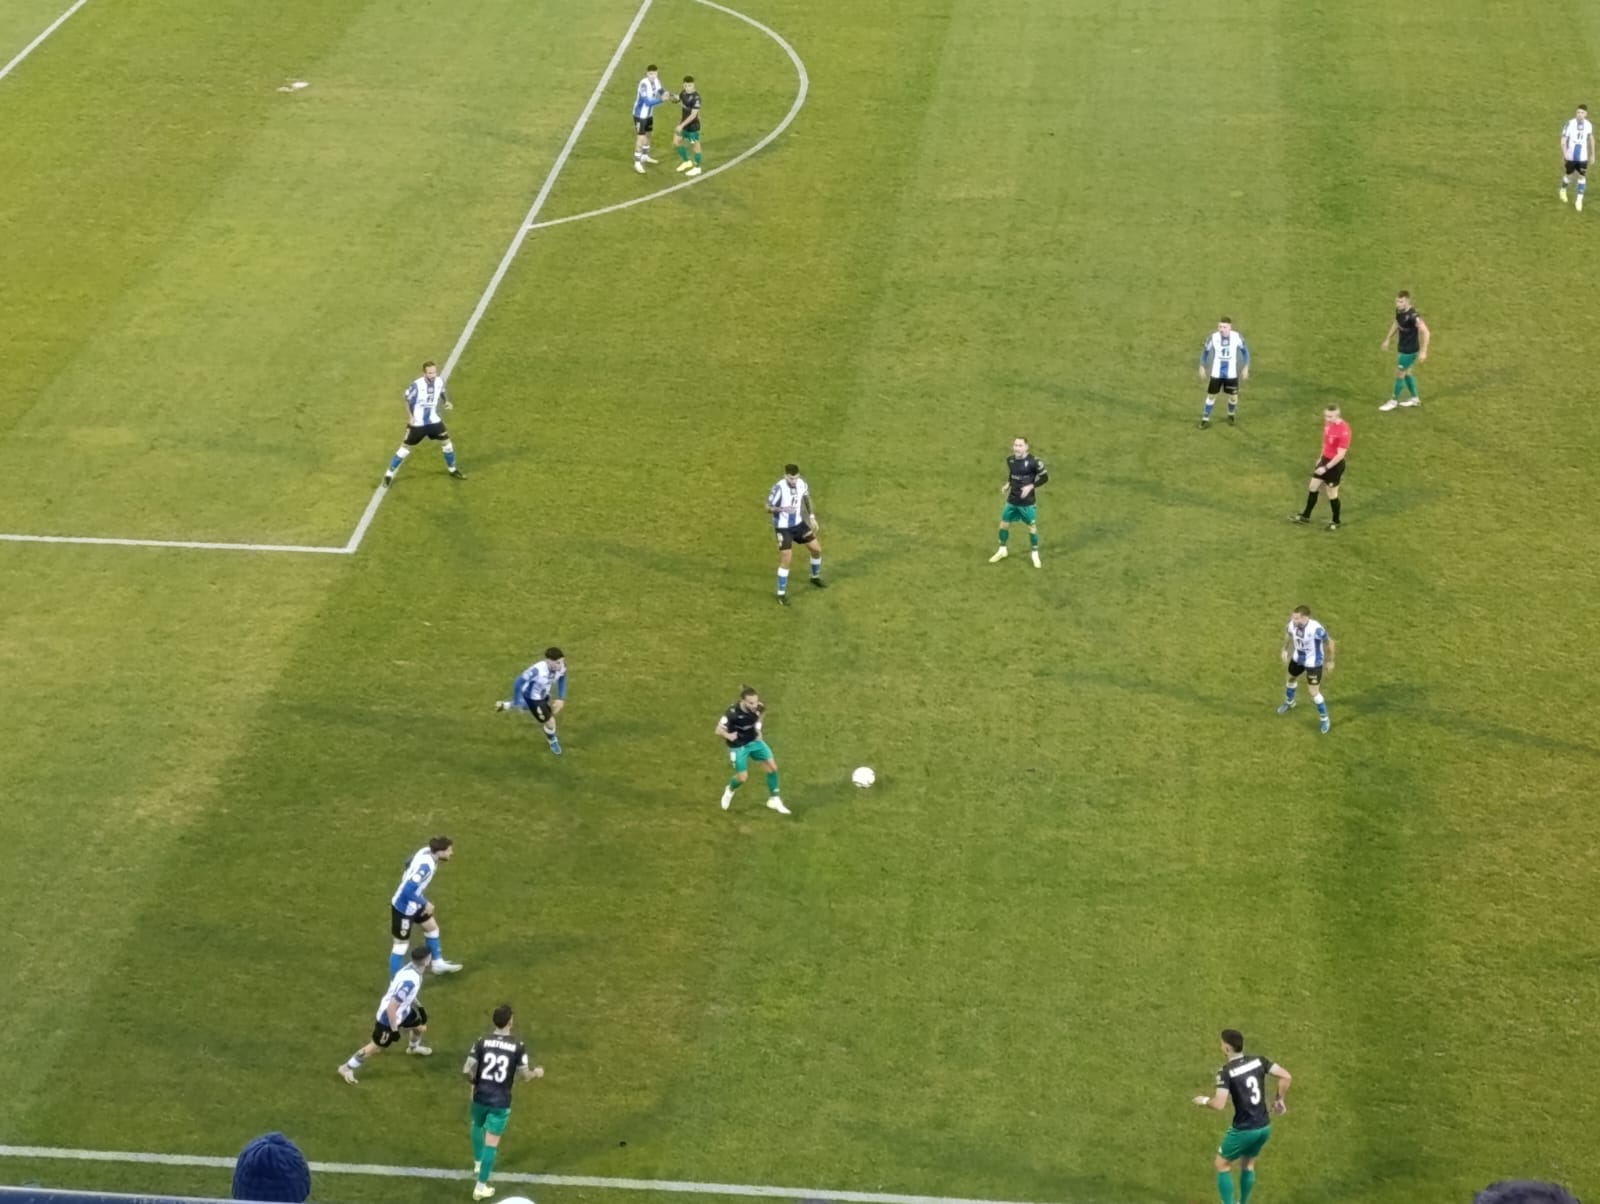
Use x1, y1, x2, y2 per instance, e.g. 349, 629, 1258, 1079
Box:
391, 846, 438, 918
1201, 329, 1250, 380
516, 658, 567, 703
633, 75, 667, 120
1563, 116, 1594, 162
1287, 617, 1331, 668
375, 964, 424, 1026
405, 374, 448, 426
767, 476, 811, 530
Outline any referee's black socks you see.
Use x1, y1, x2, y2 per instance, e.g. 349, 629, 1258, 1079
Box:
1302, 491, 1319, 517
1330, 497, 1341, 523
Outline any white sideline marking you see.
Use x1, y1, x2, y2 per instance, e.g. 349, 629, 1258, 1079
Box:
342, 0, 658, 554
0, 0, 92, 85
528, 0, 810, 234
0, 1145, 1061, 1204
0, 533, 346, 554
0, 0, 809, 556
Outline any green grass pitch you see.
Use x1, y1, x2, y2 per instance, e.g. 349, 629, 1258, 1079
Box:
3, 0, 1599, 1202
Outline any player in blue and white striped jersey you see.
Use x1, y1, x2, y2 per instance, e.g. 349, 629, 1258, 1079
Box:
382, 360, 466, 487
767, 465, 825, 605
388, 837, 463, 975
495, 647, 568, 755
1198, 317, 1250, 428
1278, 605, 1336, 734
632, 65, 676, 174
1560, 104, 1594, 211
338, 945, 433, 1084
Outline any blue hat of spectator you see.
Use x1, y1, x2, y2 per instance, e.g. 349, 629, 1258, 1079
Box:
232, 1132, 312, 1202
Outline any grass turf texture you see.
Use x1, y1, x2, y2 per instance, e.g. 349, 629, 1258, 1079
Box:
3, 0, 1598, 1202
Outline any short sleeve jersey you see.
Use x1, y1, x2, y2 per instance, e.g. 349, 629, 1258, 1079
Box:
1563, 116, 1594, 163
680, 90, 702, 131
1395, 306, 1422, 354
469, 1034, 531, 1110
720, 702, 764, 747
1216, 1053, 1276, 1131
1006, 455, 1049, 505
1321, 420, 1351, 461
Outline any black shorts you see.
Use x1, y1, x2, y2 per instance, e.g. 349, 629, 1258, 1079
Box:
371, 1004, 427, 1047
1206, 376, 1240, 396
1288, 660, 1324, 686
404, 422, 449, 446
775, 523, 816, 550
390, 905, 430, 940
521, 695, 554, 723
1314, 456, 1346, 486
635, 116, 654, 135
1566, 159, 1589, 176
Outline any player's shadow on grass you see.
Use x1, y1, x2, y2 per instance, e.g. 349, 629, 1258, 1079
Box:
1340, 682, 1600, 759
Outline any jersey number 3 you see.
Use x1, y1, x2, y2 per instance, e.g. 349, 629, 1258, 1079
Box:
1245, 1075, 1261, 1105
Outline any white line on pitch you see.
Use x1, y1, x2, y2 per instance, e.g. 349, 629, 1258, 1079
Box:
0, 1145, 1068, 1204
0, 0, 92, 85
0, 532, 348, 554
528, 0, 809, 234
342, 0, 659, 555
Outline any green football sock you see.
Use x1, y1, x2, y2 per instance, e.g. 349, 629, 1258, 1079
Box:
766, 770, 780, 793
1029, 531, 1039, 548
694, 151, 702, 165
1240, 1169, 1256, 1203
677, 145, 689, 161
1392, 378, 1404, 399
998, 528, 1010, 545
1217, 1170, 1235, 1204
728, 775, 744, 792
1404, 373, 1418, 396
471, 1124, 484, 1163
479, 1146, 498, 1185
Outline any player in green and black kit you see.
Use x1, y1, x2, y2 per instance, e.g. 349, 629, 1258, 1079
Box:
464, 1004, 544, 1201
716, 686, 788, 815
674, 75, 703, 176
1192, 1029, 1292, 1204
988, 435, 1048, 568
1379, 289, 1431, 411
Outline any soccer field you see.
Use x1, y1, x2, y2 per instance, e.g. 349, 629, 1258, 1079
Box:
4, 0, 1599, 1202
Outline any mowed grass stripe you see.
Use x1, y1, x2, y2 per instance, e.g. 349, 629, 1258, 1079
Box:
6, 5, 1600, 1204
0, 0, 644, 544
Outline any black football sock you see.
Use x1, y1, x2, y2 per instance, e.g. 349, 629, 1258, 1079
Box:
1330, 498, 1341, 523
1301, 492, 1319, 518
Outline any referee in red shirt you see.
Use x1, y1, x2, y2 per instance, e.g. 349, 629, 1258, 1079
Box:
1292, 405, 1351, 530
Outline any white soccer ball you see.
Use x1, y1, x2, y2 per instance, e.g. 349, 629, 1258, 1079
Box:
851, 766, 875, 788
500, 1198, 535, 1204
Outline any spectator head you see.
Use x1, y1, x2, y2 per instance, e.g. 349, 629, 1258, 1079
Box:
232, 1132, 311, 1202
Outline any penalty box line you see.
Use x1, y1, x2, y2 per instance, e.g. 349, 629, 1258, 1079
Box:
0, 0, 659, 558
341, 0, 660, 555
0, 1145, 1076, 1204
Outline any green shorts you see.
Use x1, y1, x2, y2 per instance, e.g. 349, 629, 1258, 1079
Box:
679, 128, 701, 142
1218, 1125, 1271, 1162
1000, 503, 1037, 525
472, 1103, 511, 1136
730, 740, 774, 772
1396, 351, 1419, 370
